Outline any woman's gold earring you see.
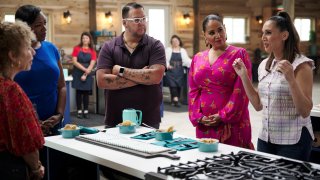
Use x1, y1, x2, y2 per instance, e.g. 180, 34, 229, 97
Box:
205, 39, 208, 47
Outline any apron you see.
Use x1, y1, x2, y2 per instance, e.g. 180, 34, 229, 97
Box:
166, 52, 184, 87
72, 51, 93, 92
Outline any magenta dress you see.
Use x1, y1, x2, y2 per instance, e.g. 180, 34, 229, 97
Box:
188, 45, 254, 149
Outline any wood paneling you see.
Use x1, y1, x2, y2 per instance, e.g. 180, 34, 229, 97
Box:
1, 0, 319, 58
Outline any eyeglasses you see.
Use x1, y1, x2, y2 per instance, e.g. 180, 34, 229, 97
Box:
123, 17, 148, 24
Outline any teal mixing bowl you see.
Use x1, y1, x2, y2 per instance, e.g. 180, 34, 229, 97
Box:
59, 128, 80, 138
118, 125, 136, 134
155, 131, 174, 141
198, 139, 219, 152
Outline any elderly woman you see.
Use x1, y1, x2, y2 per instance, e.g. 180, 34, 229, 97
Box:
0, 21, 45, 179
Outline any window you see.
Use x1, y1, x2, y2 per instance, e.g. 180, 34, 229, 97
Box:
122, 6, 169, 46
147, 8, 166, 46
223, 17, 247, 44
2, 13, 52, 42
3, 14, 15, 22
294, 18, 312, 41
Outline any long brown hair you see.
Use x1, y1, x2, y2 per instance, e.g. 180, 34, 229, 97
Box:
265, 11, 300, 72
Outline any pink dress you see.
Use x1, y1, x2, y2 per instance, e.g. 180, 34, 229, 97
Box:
188, 45, 254, 149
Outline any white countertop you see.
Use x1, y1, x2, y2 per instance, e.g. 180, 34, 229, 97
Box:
311, 106, 320, 118
45, 127, 320, 179
65, 75, 73, 81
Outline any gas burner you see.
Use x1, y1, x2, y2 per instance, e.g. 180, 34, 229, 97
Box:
146, 151, 320, 180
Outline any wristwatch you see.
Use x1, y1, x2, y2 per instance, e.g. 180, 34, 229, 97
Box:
119, 67, 125, 77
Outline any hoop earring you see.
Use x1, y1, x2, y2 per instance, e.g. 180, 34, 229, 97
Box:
205, 38, 209, 47
11, 63, 13, 68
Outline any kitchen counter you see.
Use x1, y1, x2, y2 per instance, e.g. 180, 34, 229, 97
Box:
63, 76, 73, 125
311, 106, 320, 118
45, 127, 320, 179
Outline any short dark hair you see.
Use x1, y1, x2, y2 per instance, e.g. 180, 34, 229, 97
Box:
122, 2, 144, 19
15, 5, 41, 26
170, 35, 183, 47
265, 11, 300, 72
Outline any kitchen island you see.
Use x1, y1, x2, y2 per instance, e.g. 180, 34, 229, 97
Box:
311, 106, 320, 118
45, 126, 320, 179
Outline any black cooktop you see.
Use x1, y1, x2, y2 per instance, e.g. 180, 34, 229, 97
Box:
145, 151, 320, 180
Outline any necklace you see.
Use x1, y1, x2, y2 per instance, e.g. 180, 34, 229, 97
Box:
123, 37, 138, 51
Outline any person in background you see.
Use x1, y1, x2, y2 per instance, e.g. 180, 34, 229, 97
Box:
15, 4, 66, 136
188, 14, 254, 149
71, 32, 97, 119
165, 35, 191, 107
233, 11, 314, 161
96, 2, 166, 129
0, 21, 45, 180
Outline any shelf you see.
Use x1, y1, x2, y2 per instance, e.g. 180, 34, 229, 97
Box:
95, 35, 116, 38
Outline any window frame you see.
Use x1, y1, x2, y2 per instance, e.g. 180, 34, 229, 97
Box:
223, 15, 250, 44
294, 17, 315, 42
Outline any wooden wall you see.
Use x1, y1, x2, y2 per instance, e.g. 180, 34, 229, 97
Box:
197, 0, 320, 60
1, 0, 319, 60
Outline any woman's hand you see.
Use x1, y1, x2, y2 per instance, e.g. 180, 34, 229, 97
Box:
199, 114, 221, 127
232, 58, 247, 79
81, 73, 87, 81
39, 120, 53, 136
30, 165, 45, 180
276, 60, 294, 83
84, 68, 91, 75
47, 114, 63, 127
167, 65, 173, 70
207, 114, 221, 126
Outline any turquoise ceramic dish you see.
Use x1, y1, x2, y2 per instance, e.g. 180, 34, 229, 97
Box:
59, 128, 80, 138
198, 140, 219, 152
118, 125, 136, 134
155, 131, 175, 141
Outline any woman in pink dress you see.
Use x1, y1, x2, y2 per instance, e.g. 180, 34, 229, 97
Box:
188, 14, 254, 149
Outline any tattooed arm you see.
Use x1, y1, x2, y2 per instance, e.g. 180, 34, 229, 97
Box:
96, 69, 138, 90
112, 64, 165, 85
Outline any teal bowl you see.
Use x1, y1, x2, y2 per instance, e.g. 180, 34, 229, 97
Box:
118, 125, 136, 134
155, 131, 174, 141
198, 139, 219, 152
59, 128, 80, 138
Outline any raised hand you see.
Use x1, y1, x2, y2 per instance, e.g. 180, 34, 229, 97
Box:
232, 58, 247, 79
276, 60, 294, 83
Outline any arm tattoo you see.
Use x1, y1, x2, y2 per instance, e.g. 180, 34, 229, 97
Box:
105, 75, 130, 89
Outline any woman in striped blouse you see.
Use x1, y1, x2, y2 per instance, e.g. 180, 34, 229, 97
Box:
233, 11, 314, 161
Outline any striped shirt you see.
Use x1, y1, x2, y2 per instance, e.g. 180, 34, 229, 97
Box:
257, 55, 314, 144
